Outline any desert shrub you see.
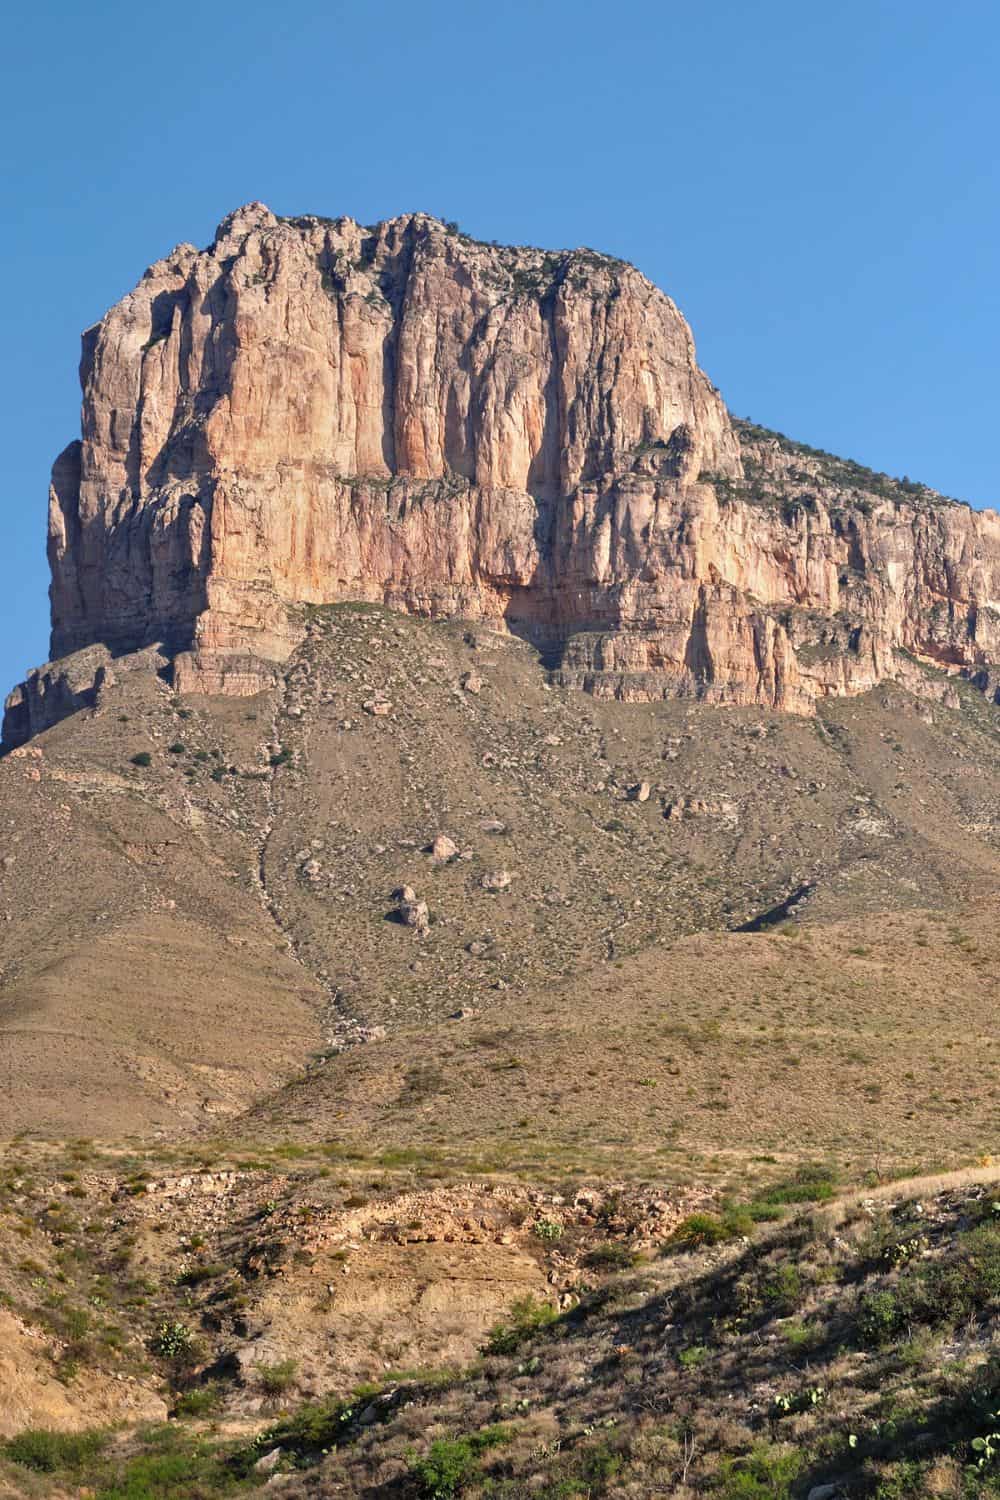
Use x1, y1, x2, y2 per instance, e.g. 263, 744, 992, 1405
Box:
93, 1429, 241, 1499
177, 1262, 227, 1286
717, 1442, 803, 1498
858, 1222, 1000, 1344
255, 1358, 299, 1396
667, 1212, 734, 1249
584, 1242, 638, 1271
129, 752, 152, 768
484, 1294, 558, 1354
152, 1320, 194, 1360
533, 1219, 563, 1241
241, 1386, 382, 1466
760, 1262, 802, 1313
172, 1383, 223, 1417
719, 1204, 756, 1237
858, 1288, 903, 1345
873, 1459, 932, 1498
754, 1163, 837, 1206
3, 1427, 108, 1472
410, 1426, 510, 1498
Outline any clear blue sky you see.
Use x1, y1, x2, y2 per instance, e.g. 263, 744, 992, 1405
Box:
1, 0, 997, 695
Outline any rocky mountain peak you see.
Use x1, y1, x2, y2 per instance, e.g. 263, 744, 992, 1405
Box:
3, 206, 998, 748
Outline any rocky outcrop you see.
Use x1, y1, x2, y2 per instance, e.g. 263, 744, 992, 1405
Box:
4, 203, 1000, 746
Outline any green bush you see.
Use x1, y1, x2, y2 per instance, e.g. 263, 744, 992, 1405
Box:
255, 1358, 299, 1396
761, 1263, 802, 1313
152, 1320, 194, 1360
583, 1242, 638, 1271
754, 1164, 838, 1207
667, 1212, 734, 1249
484, 1295, 558, 1354
94, 1435, 239, 1499
172, 1383, 223, 1417
717, 1442, 803, 1498
532, 1219, 563, 1241
240, 1387, 376, 1465
129, 751, 152, 768
410, 1426, 510, 1498
858, 1288, 902, 1345
3, 1426, 108, 1472
177, 1262, 227, 1286
858, 1222, 1000, 1344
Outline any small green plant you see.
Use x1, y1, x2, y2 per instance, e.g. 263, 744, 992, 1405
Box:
152, 1319, 194, 1360
532, 1218, 563, 1241
129, 751, 152, 768
167, 742, 186, 754
772, 1385, 825, 1417
970, 1413, 1000, 1470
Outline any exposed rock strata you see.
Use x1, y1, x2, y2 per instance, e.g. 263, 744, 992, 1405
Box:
5, 203, 999, 745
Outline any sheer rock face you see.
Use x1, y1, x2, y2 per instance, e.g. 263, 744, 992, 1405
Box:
5, 202, 1000, 746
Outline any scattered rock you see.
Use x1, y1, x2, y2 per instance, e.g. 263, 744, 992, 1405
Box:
460, 673, 484, 694
481, 870, 512, 892
626, 781, 651, 802
399, 898, 430, 934
664, 796, 737, 822
430, 834, 458, 862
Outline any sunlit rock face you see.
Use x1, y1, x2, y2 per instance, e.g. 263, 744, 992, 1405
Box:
7, 203, 1000, 746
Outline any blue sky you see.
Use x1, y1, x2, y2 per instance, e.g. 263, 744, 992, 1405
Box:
1, 0, 997, 694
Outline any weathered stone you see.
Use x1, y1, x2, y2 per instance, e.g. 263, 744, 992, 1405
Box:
399, 898, 429, 933
8, 202, 1000, 748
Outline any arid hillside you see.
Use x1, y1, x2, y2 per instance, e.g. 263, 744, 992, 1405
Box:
2, 600, 1000, 1160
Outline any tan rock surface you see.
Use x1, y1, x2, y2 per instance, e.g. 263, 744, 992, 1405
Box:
6, 204, 1000, 745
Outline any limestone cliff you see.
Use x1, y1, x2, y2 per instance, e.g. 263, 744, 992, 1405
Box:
4, 203, 999, 746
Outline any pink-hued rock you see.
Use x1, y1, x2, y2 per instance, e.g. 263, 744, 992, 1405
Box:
5, 203, 1000, 746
